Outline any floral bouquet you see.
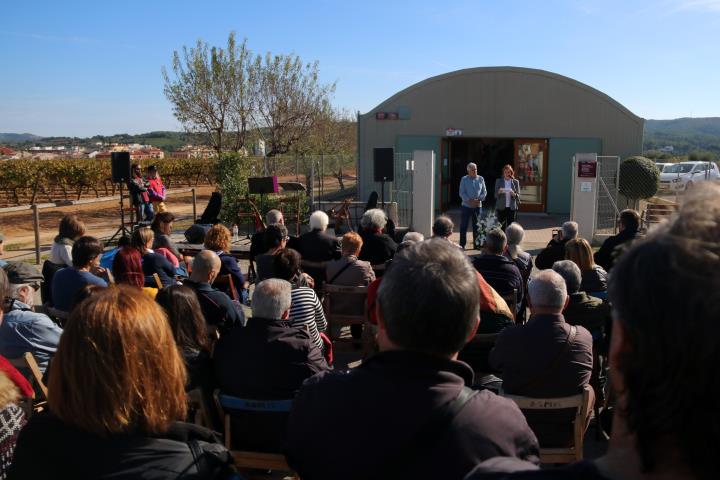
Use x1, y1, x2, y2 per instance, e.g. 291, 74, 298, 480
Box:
474, 211, 501, 250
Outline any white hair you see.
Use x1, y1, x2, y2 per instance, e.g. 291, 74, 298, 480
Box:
309, 210, 329, 231
361, 209, 387, 230
467, 162, 477, 171
562, 221, 579, 240
552, 260, 582, 294
9, 283, 29, 300
505, 222, 525, 259
528, 270, 568, 310
266, 209, 283, 225
403, 231, 425, 243
252, 279, 292, 319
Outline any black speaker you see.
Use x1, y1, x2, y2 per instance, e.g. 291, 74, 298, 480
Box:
184, 224, 212, 244
111, 152, 131, 183
373, 148, 394, 182
248, 176, 279, 194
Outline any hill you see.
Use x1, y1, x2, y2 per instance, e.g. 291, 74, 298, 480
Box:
0, 133, 44, 143
643, 117, 720, 156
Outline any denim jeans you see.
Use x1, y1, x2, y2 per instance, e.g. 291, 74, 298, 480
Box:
459, 205, 481, 248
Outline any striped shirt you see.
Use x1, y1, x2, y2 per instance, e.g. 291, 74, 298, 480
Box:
289, 287, 327, 350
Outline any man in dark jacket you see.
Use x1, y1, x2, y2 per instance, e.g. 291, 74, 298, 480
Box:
286, 239, 539, 480
472, 228, 524, 314
551, 261, 609, 336
295, 210, 341, 287
593, 209, 640, 272
358, 208, 397, 267
184, 250, 245, 334
534, 221, 578, 270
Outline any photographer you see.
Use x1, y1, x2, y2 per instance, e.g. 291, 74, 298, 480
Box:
534, 221, 578, 270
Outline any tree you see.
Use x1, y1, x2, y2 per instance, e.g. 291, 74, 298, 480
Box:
252, 52, 336, 157
619, 156, 660, 200
163, 32, 252, 155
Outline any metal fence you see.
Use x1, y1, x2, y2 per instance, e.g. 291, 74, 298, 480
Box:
595, 156, 621, 236
390, 152, 414, 228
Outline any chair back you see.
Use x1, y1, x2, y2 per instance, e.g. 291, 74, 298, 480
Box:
6, 352, 48, 417
501, 288, 518, 323
322, 284, 368, 341
503, 384, 595, 464
152, 273, 163, 289
213, 390, 295, 475
41, 260, 64, 306
213, 274, 239, 301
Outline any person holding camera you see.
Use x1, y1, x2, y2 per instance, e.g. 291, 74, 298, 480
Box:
534, 221, 578, 270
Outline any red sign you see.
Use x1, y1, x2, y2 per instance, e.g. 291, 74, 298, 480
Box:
578, 161, 597, 178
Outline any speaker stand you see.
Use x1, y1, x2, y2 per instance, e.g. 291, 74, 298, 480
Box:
108, 182, 132, 245
380, 179, 386, 209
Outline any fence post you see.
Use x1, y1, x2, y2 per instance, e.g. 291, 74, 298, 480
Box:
32, 204, 41, 265
310, 160, 315, 211
192, 188, 197, 223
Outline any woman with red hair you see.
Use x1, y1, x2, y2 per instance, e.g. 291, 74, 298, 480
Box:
112, 247, 158, 298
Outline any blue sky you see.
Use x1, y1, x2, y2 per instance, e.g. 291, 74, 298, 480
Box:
1, 0, 719, 137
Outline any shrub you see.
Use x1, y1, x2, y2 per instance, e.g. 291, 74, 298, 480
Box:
619, 156, 660, 199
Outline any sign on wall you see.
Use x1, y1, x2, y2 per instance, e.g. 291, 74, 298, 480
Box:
445, 128, 463, 137
578, 161, 597, 178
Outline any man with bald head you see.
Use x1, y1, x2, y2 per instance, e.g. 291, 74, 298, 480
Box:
185, 250, 245, 333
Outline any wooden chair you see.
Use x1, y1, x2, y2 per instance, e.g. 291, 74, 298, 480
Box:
7, 352, 48, 417
503, 384, 595, 464
213, 274, 239, 302
322, 284, 368, 344
187, 388, 212, 428
213, 391, 297, 477
371, 263, 386, 277
501, 288, 518, 323
152, 273, 163, 289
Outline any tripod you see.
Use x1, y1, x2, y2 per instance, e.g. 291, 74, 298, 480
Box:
108, 181, 133, 245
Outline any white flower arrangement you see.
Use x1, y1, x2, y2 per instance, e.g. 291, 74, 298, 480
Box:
474, 211, 501, 249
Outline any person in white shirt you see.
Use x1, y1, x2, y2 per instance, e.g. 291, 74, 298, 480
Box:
494, 164, 521, 231
48, 214, 86, 267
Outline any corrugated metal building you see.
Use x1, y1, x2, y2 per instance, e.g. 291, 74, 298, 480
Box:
357, 67, 644, 214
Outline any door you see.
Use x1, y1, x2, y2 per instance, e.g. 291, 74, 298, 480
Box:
440, 138, 451, 211
513, 139, 548, 212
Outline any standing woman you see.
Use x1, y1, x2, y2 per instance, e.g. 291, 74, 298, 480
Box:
494, 164, 521, 231
127, 164, 153, 223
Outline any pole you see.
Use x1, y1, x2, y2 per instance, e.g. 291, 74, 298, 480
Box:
32, 204, 40, 265
192, 188, 197, 223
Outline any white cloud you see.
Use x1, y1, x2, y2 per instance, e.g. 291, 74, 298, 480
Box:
670, 0, 720, 12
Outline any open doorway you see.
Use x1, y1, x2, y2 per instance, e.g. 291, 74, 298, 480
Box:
443, 138, 514, 209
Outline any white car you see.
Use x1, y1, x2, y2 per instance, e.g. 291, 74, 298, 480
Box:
655, 162, 672, 173
659, 161, 720, 192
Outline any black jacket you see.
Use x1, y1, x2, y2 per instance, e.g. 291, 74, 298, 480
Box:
213, 317, 327, 399
295, 229, 341, 285
286, 350, 539, 480
563, 292, 610, 334
358, 230, 397, 266
8, 412, 233, 479
142, 252, 176, 288
217, 252, 245, 299
472, 254, 524, 310
184, 280, 245, 333
593, 228, 639, 271
534, 238, 569, 270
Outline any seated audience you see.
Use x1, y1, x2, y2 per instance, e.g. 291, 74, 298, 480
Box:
203, 224, 246, 302
358, 208, 397, 267
402, 231, 425, 243
432, 215, 463, 248
255, 223, 288, 283
504, 223, 533, 283
464, 184, 720, 480
250, 209, 298, 262
151, 211, 184, 265
155, 286, 212, 392
472, 228, 524, 315
593, 208, 640, 272
51, 236, 108, 313
272, 249, 327, 352
8, 286, 232, 478
112, 246, 158, 298
565, 238, 608, 293
490, 269, 592, 397
295, 210, 342, 287
48, 214, 86, 268
286, 239, 539, 480
0, 263, 62, 373
131, 227, 177, 288
534, 221, 578, 270
184, 250, 245, 334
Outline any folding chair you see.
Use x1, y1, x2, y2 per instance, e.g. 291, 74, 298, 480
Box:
322, 284, 368, 342
503, 384, 595, 463
7, 352, 48, 417
213, 274, 239, 302
152, 273, 163, 289
213, 391, 297, 476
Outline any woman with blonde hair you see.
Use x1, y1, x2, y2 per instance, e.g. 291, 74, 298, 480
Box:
8, 285, 232, 478
204, 224, 246, 302
565, 237, 608, 294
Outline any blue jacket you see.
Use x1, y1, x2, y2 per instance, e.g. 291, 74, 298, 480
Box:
459, 175, 488, 208
0, 300, 63, 373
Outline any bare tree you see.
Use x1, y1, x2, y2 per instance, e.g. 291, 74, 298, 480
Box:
163, 32, 252, 154
252, 53, 336, 157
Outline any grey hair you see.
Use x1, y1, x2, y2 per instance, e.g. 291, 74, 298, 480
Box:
562, 221, 579, 240
377, 239, 480, 356
552, 260, 582, 294
528, 269, 568, 309
402, 231, 425, 243
432, 216, 454, 238
484, 228, 507, 255
467, 162, 477, 171
309, 210, 329, 231
266, 209, 283, 225
361, 209, 387, 230
190, 250, 221, 281
8, 283, 29, 300
505, 222, 525, 259
252, 279, 292, 319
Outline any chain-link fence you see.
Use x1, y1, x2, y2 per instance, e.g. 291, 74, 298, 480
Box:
595, 156, 621, 236
390, 152, 414, 228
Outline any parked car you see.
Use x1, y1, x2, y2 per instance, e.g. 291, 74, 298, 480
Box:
655, 162, 672, 173
659, 161, 720, 192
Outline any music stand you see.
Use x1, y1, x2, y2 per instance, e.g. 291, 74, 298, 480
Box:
108, 181, 132, 245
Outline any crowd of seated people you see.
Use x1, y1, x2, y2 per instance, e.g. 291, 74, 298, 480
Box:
2, 191, 716, 480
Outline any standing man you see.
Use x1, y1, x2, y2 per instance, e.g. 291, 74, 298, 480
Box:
459, 162, 487, 249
